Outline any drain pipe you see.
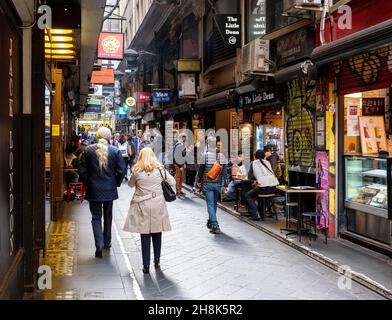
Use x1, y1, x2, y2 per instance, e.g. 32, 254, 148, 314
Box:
320, 0, 329, 46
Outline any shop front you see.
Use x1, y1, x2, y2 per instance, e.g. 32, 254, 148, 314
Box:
0, 0, 23, 299
312, 11, 392, 255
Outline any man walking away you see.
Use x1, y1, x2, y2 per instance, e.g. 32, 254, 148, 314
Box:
173, 133, 188, 198
79, 127, 127, 258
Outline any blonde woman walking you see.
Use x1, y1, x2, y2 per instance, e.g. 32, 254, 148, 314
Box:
123, 148, 175, 274
79, 127, 127, 258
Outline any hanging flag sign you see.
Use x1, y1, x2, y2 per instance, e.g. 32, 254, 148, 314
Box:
215, 14, 242, 48
125, 96, 136, 107
97, 32, 124, 60
137, 92, 151, 103
152, 89, 172, 103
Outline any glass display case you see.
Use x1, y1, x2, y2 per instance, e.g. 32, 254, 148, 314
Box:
254, 125, 283, 155
345, 156, 392, 214
344, 155, 392, 244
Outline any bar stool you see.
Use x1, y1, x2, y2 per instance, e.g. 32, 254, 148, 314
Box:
234, 187, 243, 212
67, 182, 85, 203
257, 194, 277, 221
302, 212, 329, 245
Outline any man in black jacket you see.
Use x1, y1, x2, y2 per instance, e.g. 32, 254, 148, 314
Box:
79, 127, 127, 258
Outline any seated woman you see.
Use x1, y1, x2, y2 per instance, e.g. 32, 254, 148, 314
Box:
223, 151, 250, 202
64, 145, 80, 186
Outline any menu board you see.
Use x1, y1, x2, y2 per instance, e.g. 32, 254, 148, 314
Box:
359, 116, 387, 154
362, 98, 385, 116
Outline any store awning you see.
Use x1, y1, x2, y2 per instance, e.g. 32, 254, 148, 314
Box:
90, 67, 115, 84
162, 102, 194, 116
312, 18, 392, 67
274, 61, 314, 84
194, 90, 235, 111
234, 79, 265, 95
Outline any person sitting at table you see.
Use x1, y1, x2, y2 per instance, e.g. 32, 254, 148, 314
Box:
223, 151, 248, 202
245, 149, 279, 221
64, 145, 80, 186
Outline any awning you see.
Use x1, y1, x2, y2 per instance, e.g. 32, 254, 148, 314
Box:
162, 102, 194, 116
234, 79, 264, 95
90, 67, 115, 84
312, 18, 392, 67
194, 90, 235, 111
274, 61, 313, 84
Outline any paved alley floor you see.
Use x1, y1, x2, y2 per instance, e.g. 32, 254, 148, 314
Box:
36, 183, 386, 300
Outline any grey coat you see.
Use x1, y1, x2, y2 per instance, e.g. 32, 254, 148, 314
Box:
123, 167, 176, 234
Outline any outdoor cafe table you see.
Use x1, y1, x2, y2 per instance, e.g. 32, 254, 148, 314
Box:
277, 185, 327, 242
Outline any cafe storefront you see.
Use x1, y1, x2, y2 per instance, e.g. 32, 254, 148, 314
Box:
312, 2, 392, 255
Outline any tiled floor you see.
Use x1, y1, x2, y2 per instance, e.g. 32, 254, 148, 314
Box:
30, 183, 388, 300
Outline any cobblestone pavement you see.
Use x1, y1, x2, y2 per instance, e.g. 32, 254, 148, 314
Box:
38, 183, 385, 300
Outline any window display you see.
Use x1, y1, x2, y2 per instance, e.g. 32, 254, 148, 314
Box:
345, 156, 391, 212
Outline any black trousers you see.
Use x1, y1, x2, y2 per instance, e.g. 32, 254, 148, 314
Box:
140, 233, 162, 267
89, 201, 113, 250
245, 186, 277, 219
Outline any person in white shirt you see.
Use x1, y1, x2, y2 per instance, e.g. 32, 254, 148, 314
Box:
245, 149, 279, 221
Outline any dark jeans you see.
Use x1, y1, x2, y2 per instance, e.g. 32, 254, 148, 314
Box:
245, 186, 277, 219
203, 182, 222, 226
141, 233, 162, 267
89, 201, 113, 250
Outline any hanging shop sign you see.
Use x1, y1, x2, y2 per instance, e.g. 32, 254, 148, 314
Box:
137, 92, 151, 103
215, 14, 242, 48
104, 96, 114, 109
240, 88, 276, 107
98, 32, 124, 60
177, 59, 201, 72
125, 96, 136, 107
90, 84, 103, 96
152, 89, 172, 103
248, 0, 267, 41
277, 28, 314, 67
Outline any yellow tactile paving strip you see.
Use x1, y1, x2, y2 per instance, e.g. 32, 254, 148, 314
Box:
44, 221, 77, 277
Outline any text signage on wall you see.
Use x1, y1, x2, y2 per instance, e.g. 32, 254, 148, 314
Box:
0, 7, 21, 283
152, 89, 172, 104
97, 32, 124, 60
277, 28, 314, 67
240, 88, 276, 107
249, 0, 267, 41
362, 98, 385, 116
216, 14, 242, 48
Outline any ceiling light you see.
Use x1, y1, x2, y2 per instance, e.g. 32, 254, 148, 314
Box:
45, 29, 73, 35
45, 35, 74, 42
45, 43, 75, 49
45, 49, 76, 55
45, 55, 76, 60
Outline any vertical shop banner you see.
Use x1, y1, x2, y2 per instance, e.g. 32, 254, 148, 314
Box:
316, 151, 329, 229
97, 32, 124, 60
215, 14, 242, 48
249, 0, 267, 41
0, 7, 22, 283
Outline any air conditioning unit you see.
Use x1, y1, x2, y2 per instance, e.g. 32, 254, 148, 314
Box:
283, 0, 323, 15
241, 38, 270, 75
178, 73, 196, 97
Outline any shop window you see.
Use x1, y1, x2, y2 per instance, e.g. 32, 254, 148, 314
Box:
245, 0, 267, 43
266, 0, 298, 34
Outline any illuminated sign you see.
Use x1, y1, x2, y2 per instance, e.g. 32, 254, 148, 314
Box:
97, 32, 124, 60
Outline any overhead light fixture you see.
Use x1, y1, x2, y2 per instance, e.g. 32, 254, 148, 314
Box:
45, 35, 74, 42
45, 43, 75, 49
45, 29, 73, 35
45, 49, 76, 55
45, 55, 76, 60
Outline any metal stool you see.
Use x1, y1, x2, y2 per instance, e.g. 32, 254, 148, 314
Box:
67, 182, 85, 203
234, 187, 243, 212
257, 194, 277, 221
280, 202, 298, 235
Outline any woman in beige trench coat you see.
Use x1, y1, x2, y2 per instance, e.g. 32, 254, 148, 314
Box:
123, 148, 176, 274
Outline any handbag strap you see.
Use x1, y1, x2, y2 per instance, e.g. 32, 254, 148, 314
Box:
158, 168, 167, 181
259, 159, 274, 175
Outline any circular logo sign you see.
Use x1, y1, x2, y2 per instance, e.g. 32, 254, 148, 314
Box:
228, 36, 237, 45
125, 97, 136, 107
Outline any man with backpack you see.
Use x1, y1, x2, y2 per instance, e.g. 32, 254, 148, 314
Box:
173, 133, 188, 198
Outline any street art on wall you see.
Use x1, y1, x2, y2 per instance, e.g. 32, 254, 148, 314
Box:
316, 151, 329, 230
286, 78, 316, 168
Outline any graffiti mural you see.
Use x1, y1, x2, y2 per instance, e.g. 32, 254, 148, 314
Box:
348, 47, 389, 84
286, 78, 316, 168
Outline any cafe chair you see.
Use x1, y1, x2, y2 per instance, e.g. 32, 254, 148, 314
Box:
257, 194, 277, 221
301, 212, 329, 245
67, 182, 85, 203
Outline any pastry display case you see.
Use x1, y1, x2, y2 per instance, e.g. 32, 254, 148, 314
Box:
344, 155, 392, 244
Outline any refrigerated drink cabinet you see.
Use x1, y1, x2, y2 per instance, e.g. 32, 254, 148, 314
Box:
254, 125, 283, 154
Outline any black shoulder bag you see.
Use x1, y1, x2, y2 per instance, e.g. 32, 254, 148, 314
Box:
158, 168, 177, 202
